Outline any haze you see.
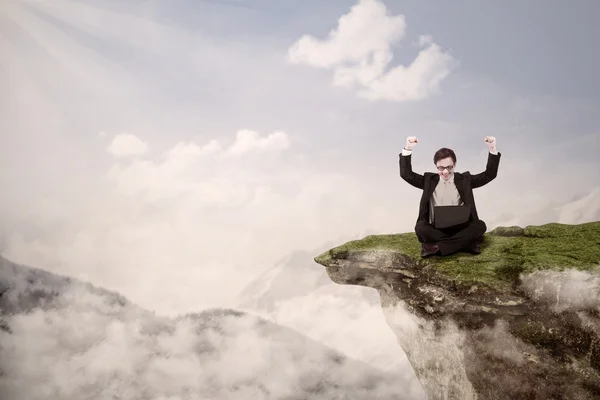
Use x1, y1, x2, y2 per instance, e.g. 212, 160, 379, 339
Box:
1, 2, 599, 393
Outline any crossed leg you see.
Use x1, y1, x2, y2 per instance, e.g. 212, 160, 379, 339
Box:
415, 219, 487, 256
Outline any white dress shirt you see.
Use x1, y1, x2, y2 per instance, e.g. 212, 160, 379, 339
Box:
428, 173, 463, 224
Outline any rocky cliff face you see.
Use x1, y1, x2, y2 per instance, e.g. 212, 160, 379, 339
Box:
0, 256, 415, 400
314, 220, 600, 400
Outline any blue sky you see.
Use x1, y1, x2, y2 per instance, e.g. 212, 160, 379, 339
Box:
1, 0, 599, 312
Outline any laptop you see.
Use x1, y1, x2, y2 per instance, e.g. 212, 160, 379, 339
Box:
434, 205, 471, 229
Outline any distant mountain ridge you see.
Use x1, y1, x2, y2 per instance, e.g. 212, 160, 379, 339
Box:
0, 255, 416, 400
237, 250, 332, 312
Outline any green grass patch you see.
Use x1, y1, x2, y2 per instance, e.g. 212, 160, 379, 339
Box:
315, 221, 600, 289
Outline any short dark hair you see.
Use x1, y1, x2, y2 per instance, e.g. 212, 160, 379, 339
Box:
433, 148, 456, 165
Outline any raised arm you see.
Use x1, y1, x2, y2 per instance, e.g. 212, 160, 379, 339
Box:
399, 136, 425, 189
471, 136, 501, 188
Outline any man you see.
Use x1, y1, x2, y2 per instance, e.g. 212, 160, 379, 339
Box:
399, 136, 501, 257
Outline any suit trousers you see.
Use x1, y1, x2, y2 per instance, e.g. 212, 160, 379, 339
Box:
415, 219, 486, 256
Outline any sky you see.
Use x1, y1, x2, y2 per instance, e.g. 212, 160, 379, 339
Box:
1, 0, 600, 314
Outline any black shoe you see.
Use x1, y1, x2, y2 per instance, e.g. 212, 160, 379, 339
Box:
469, 243, 481, 254
421, 243, 440, 257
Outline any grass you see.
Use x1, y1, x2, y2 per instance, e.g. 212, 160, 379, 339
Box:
314, 220, 600, 290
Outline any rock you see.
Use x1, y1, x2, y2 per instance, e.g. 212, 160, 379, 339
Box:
489, 226, 525, 237
314, 220, 600, 400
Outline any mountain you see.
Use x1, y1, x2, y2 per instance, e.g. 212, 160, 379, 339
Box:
237, 250, 333, 312
556, 188, 600, 225
0, 255, 417, 400
314, 220, 600, 400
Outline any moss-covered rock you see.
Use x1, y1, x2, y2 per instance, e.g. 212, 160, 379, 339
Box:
489, 225, 525, 236
314, 220, 600, 400
315, 220, 600, 291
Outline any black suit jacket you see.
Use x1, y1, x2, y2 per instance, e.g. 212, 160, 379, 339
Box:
399, 151, 502, 223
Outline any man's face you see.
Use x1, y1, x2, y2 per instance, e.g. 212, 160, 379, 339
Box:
436, 157, 455, 181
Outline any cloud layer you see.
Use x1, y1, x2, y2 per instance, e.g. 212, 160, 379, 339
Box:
287, 0, 456, 101
521, 268, 600, 313
2, 127, 381, 315
106, 129, 290, 203
0, 278, 423, 400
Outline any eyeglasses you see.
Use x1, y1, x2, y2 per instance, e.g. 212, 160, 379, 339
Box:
436, 165, 454, 172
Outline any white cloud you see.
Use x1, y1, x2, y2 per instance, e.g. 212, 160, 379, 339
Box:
227, 129, 290, 156
287, 0, 456, 101
105, 129, 290, 204
107, 133, 149, 158
357, 42, 455, 101
288, 0, 406, 69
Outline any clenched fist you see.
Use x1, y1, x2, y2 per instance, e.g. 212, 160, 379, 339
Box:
484, 136, 496, 150
405, 136, 419, 150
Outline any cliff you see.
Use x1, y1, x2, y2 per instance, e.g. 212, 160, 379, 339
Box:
314, 220, 600, 400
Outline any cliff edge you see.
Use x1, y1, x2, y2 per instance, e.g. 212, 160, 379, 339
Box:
314, 220, 600, 400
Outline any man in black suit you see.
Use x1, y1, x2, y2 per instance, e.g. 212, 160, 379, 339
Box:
399, 136, 501, 257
